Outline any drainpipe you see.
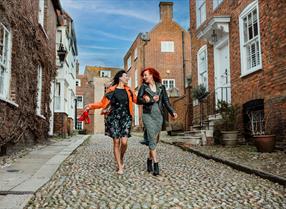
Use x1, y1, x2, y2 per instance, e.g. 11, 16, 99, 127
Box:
182, 31, 186, 95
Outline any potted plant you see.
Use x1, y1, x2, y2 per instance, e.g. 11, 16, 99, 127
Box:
216, 100, 239, 146
253, 107, 276, 152
192, 84, 209, 126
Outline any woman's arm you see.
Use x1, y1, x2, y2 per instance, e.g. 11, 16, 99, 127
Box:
161, 85, 176, 117
136, 84, 154, 105
84, 95, 109, 111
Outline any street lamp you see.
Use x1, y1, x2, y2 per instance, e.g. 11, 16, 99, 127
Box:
57, 43, 67, 64
211, 29, 218, 43
140, 32, 150, 69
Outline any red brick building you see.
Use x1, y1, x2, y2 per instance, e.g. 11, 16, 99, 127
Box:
124, 2, 191, 129
76, 66, 121, 134
190, 0, 286, 148
0, 0, 63, 154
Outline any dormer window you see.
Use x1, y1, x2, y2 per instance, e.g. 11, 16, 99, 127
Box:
100, 70, 111, 78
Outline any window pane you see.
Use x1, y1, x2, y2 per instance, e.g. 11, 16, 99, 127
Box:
0, 66, 4, 95
0, 26, 3, 63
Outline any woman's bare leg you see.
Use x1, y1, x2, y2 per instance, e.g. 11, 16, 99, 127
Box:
120, 137, 128, 167
113, 138, 123, 174
150, 149, 157, 163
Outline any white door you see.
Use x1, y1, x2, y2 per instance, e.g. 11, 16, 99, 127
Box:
134, 69, 139, 126
214, 37, 231, 106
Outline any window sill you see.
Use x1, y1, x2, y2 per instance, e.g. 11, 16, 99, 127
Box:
36, 114, 46, 120
240, 68, 262, 78
0, 96, 19, 107
39, 23, 49, 40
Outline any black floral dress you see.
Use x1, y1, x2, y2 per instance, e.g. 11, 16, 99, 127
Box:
105, 88, 132, 139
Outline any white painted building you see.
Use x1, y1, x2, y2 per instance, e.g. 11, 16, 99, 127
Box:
49, 11, 78, 136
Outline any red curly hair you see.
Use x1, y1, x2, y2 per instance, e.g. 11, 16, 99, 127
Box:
141, 67, 162, 83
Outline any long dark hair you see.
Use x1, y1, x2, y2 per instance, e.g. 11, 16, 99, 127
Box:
111, 70, 126, 86
141, 67, 161, 83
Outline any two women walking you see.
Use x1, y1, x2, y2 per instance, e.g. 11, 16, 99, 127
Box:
84, 68, 177, 176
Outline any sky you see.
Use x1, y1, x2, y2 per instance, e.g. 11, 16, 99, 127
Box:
60, 0, 190, 73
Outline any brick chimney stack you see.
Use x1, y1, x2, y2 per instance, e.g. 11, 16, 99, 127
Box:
159, 2, 173, 22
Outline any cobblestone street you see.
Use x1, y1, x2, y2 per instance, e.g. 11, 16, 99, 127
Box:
26, 134, 286, 209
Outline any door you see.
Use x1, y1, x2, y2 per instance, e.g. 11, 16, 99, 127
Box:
214, 38, 231, 106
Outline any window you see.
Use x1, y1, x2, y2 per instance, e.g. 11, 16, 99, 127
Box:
127, 56, 131, 69
162, 79, 175, 90
196, 0, 206, 28
77, 95, 83, 108
0, 23, 12, 99
38, 0, 45, 27
213, 0, 223, 10
76, 79, 81, 87
36, 65, 43, 115
100, 70, 111, 78
239, 0, 262, 76
76, 119, 83, 130
55, 82, 61, 110
161, 41, 174, 52
197, 45, 208, 90
134, 48, 138, 60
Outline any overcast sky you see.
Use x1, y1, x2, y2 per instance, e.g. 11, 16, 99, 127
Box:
60, 0, 190, 73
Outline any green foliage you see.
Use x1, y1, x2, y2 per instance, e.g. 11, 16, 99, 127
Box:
217, 100, 239, 131
192, 84, 209, 102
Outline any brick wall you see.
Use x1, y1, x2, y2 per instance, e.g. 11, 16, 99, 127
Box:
0, 0, 59, 150
190, 0, 286, 147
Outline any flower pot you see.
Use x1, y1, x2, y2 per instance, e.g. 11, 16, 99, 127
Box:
221, 131, 238, 146
253, 135, 275, 153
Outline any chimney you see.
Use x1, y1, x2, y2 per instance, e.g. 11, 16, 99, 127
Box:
159, 2, 173, 22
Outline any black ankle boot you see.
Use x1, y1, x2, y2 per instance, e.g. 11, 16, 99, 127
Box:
153, 162, 159, 176
147, 158, 153, 172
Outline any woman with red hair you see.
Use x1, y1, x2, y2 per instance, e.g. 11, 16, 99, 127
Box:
137, 67, 177, 176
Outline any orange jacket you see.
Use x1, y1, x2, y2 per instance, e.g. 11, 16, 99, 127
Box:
88, 85, 137, 117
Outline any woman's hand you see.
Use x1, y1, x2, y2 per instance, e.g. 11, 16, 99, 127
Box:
153, 95, 159, 102
84, 105, 90, 112
172, 113, 178, 119
143, 95, 151, 102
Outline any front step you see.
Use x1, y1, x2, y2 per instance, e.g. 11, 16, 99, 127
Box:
173, 135, 202, 146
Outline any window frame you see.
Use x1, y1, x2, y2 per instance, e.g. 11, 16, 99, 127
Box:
162, 79, 176, 90
213, 0, 224, 10
127, 56, 131, 70
134, 47, 138, 60
239, 0, 262, 77
197, 45, 208, 90
38, 0, 45, 27
36, 65, 43, 116
161, 41, 174, 53
196, 0, 206, 28
100, 70, 111, 78
0, 22, 12, 100
76, 119, 83, 130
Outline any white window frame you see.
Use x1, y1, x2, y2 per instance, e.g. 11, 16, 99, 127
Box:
0, 23, 12, 100
197, 45, 208, 90
36, 65, 43, 116
100, 70, 111, 78
161, 41, 174, 52
213, 0, 224, 10
196, 0, 206, 28
239, 0, 262, 77
38, 0, 45, 27
77, 95, 83, 109
127, 56, 131, 69
134, 48, 138, 60
162, 79, 175, 90
76, 79, 81, 87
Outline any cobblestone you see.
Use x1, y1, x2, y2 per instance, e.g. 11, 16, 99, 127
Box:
25, 134, 286, 208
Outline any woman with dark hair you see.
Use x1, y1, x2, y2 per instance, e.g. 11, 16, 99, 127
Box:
84, 70, 137, 174
137, 67, 177, 176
